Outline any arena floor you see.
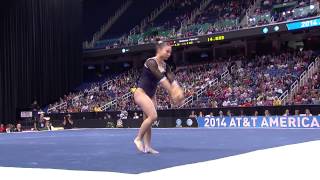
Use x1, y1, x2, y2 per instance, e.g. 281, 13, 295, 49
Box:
0, 128, 319, 179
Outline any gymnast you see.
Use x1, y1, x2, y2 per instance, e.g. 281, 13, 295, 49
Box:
133, 41, 184, 154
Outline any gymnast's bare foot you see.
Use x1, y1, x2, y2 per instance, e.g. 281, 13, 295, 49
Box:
145, 147, 159, 154
134, 137, 145, 153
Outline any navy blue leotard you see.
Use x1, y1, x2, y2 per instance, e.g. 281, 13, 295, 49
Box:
137, 57, 175, 98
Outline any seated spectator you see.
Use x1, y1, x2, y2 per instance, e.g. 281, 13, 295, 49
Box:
300, 108, 313, 116
0, 124, 5, 133
34, 113, 46, 131
15, 123, 23, 132
198, 111, 204, 117
273, 97, 282, 106
226, 110, 232, 117
93, 105, 102, 112
116, 118, 123, 128
133, 112, 139, 120
63, 114, 74, 129
283, 109, 290, 116
5, 124, 15, 133
189, 110, 197, 118
264, 110, 271, 116
44, 117, 52, 130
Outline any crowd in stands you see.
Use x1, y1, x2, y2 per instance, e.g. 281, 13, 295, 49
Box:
186, 50, 318, 108
128, 0, 254, 45
46, 50, 319, 114
0, 123, 22, 133
293, 71, 320, 104
112, 62, 228, 111
181, 0, 254, 37
248, 0, 319, 26
47, 69, 140, 113
94, 0, 319, 50
100, 0, 254, 48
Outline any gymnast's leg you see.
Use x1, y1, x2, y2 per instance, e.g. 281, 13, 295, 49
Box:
133, 88, 158, 153
143, 97, 159, 154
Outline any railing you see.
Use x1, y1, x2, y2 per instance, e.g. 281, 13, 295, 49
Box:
72, 94, 82, 105
280, 56, 320, 104
122, 92, 132, 100
101, 99, 117, 111
102, 80, 113, 90
101, 91, 132, 111
241, 0, 259, 26
83, 0, 132, 49
100, 68, 137, 111
179, 0, 212, 34
179, 65, 231, 108
127, 0, 175, 37
221, 70, 229, 80
279, 90, 289, 102
47, 102, 67, 113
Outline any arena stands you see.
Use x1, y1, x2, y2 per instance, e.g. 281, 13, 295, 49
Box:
127, 0, 201, 45
47, 69, 139, 113
113, 61, 228, 111
188, 50, 316, 108
293, 71, 320, 105
89, 0, 320, 49
46, 50, 319, 114
248, 0, 320, 26
180, 0, 254, 37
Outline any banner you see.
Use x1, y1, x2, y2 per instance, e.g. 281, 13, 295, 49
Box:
286, 18, 320, 31
197, 116, 320, 128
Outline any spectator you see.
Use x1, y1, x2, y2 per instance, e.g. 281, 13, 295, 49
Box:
133, 112, 139, 120
63, 114, 74, 129
34, 113, 46, 131
44, 117, 52, 131
273, 97, 282, 106
189, 110, 197, 118
16, 123, 23, 132
283, 109, 290, 116
239, 110, 245, 117
0, 124, 5, 133
5, 124, 15, 133
264, 110, 270, 116
226, 110, 232, 117
93, 105, 102, 112
116, 118, 123, 128
301, 109, 313, 116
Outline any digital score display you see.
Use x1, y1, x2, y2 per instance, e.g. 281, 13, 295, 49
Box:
171, 37, 201, 47
286, 18, 320, 30
207, 35, 225, 42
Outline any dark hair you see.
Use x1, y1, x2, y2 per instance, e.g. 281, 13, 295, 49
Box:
155, 41, 170, 50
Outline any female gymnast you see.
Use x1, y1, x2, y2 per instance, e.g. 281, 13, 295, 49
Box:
134, 41, 184, 154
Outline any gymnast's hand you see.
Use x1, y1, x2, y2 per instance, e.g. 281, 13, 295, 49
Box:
170, 82, 184, 106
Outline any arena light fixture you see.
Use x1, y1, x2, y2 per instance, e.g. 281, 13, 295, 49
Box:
262, 27, 269, 34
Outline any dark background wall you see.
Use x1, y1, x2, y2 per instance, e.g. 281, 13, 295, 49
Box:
0, 0, 83, 124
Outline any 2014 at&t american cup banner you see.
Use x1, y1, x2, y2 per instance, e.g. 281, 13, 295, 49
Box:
196, 116, 320, 128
